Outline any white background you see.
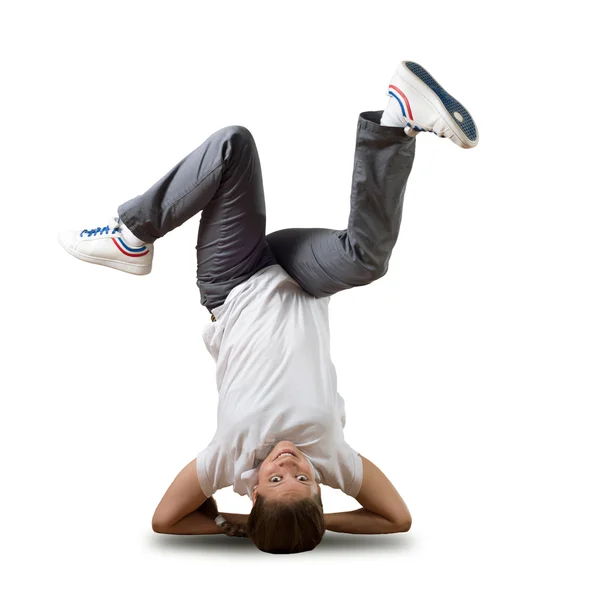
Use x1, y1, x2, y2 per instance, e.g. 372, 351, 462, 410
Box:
1, 1, 598, 598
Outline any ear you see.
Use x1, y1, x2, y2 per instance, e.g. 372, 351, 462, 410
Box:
252, 485, 258, 505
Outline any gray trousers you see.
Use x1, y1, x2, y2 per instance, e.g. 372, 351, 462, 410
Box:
118, 110, 416, 314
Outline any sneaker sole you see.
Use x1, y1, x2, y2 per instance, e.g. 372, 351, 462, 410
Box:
400, 61, 478, 148
58, 236, 152, 275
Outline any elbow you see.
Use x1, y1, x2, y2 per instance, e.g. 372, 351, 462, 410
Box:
152, 519, 169, 534
391, 517, 412, 533
152, 514, 173, 534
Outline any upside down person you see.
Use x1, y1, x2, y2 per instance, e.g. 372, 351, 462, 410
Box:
58, 60, 479, 553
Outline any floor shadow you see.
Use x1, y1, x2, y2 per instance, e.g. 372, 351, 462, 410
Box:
148, 531, 415, 555
149, 533, 255, 554
317, 532, 416, 553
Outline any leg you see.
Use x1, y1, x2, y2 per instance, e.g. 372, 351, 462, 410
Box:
266, 111, 415, 298
118, 126, 277, 309
267, 58, 479, 297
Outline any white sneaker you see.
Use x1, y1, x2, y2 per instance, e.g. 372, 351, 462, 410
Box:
58, 216, 153, 275
385, 61, 479, 149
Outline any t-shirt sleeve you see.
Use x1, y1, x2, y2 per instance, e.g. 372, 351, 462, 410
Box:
343, 444, 364, 498
323, 441, 363, 498
196, 443, 232, 497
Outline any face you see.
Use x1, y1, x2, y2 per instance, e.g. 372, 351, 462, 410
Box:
253, 441, 320, 505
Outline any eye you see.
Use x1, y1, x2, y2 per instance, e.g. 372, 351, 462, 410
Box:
270, 476, 282, 483
297, 475, 308, 482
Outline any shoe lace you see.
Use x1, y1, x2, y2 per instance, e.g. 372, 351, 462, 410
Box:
80, 217, 121, 238
406, 122, 444, 137
405, 116, 450, 138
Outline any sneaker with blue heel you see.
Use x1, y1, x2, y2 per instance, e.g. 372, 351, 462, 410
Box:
383, 60, 479, 149
57, 216, 154, 275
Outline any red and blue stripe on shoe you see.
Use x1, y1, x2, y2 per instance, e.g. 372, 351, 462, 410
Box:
79, 222, 150, 257
111, 237, 150, 257
387, 84, 438, 135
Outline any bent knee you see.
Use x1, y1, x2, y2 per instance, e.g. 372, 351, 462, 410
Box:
342, 234, 391, 286
365, 261, 388, 283
223, 124, 254, 144
351, 258, 389, 286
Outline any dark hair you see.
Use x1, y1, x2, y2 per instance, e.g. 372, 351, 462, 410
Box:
246, 492, 325, 554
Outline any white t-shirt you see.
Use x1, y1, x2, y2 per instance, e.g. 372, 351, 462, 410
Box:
196, 264, 363, 499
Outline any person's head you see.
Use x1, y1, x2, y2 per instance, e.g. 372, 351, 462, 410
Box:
246, 441, 325, 553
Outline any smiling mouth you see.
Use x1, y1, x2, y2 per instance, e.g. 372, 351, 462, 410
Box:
274, 451, 297, 460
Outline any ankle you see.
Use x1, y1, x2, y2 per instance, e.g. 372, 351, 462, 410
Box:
118, 218, 146, 247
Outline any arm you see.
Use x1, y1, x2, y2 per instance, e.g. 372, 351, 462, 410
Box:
152, 459, 250, 536
151, 459, 219, 534
324, 454, 412, 534
152, 459, 250, 535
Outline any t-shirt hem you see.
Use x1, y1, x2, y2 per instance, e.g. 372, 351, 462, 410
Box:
211, 264, 283, 319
